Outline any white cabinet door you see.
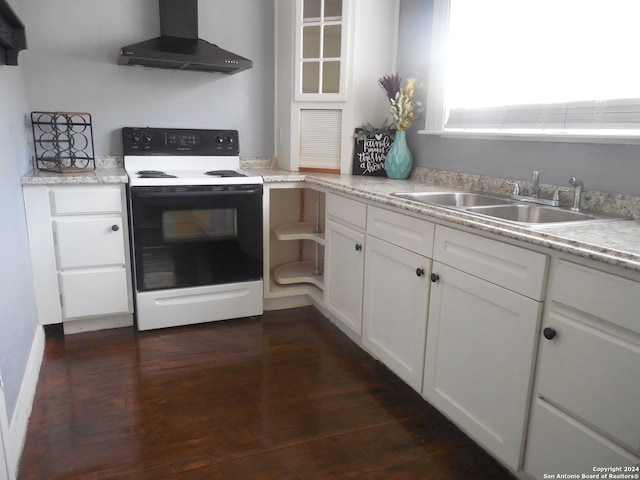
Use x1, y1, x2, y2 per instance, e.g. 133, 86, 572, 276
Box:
525, 259, 640, 476
363, 235, 431, 392
534, 310, 640, 453
54, 217, 125, 269
325, 220, 365, 335
525, 398, 640, 479
59, 268, 130, 319
423, 262, 541, 471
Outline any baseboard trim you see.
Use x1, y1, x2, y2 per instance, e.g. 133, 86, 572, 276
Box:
5, 325, 44, 479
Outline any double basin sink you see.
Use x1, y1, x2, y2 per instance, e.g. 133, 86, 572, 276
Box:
391, 191, 622, 227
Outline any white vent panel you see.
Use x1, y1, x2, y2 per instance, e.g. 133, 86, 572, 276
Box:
299, 109, 342, 170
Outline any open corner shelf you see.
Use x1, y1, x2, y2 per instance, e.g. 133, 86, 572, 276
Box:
273, 222, 325, 244
273, 261, 324, 290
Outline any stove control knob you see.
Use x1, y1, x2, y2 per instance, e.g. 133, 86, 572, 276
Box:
129, 132, 141, 144
141, 133, 152, 145
215, 135, 224, 144
225, 135, 235, 144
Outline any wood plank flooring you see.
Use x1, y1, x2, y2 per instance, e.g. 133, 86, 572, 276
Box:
18, 307, 516, 479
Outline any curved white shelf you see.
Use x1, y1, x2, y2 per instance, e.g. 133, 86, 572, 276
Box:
273, 222, 325, 245
273, 261, 324, 290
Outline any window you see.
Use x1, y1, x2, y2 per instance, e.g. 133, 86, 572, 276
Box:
424, 0, 640, 142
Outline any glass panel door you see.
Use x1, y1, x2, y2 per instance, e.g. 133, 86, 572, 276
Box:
299, 0, 344, 98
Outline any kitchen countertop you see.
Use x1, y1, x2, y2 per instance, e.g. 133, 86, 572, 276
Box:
21, 166, 128, 185
21, 166, 640, 274
256, 169, 640, 274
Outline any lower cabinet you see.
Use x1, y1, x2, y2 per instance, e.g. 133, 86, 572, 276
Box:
322, 194, 640, 475
524, 259, 640, 477
361, 205, 435, 392
423, 225, 548, 471
362, 235, 431, 392
423, 262, 541, 471
23, 184, 133, 332
324, 193, 367, 336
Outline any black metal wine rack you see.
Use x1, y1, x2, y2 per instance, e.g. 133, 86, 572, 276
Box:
31, 111, 95, 173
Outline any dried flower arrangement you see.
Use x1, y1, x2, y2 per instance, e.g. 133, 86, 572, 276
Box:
378, 73, 423, 131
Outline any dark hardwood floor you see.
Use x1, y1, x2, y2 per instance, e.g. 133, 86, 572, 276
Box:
19, 306, 515, 479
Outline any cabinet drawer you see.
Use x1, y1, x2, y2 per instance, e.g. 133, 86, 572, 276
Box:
51, 185, 123, 215
536, 310, 640, 453
59, 267, 130, 319
326, 193, 366, 231
525, 398, 640, 479
550, 260, 640, 335
54, 217, 126, 269
433, 225, 548, 300
367, 206, 434, 257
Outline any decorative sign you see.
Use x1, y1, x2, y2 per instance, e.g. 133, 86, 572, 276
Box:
351, 130, 394, 176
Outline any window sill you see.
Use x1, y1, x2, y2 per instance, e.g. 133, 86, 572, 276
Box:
417, 130, 640, 146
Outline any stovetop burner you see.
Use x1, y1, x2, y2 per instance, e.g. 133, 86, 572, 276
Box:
204, 170, 247, 178
136, 170, 177, 179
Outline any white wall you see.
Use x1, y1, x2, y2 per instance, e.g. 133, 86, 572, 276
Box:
0, 0, 40, 446
398, 0, 640, 197
19, 0, 275, 157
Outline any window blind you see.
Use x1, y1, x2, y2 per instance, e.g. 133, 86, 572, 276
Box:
446, 98, 640, 131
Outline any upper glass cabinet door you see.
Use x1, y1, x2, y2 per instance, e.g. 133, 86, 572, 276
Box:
296, 0, 347, 100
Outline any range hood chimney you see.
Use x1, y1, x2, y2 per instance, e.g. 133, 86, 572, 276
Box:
118, 0, 252, 74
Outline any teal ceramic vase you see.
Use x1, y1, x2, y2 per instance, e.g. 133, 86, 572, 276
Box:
384, 130, 412, 179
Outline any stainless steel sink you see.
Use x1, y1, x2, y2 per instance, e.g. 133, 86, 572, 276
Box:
392, 191, 513, 207
466, 204, 602, 225
392, 190, 626, 226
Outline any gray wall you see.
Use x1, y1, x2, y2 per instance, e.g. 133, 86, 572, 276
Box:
398, 0, 640, 197
20, 0, 275, 157
0, 0, 40, 422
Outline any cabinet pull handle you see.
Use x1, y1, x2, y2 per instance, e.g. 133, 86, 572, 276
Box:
111, 225, 120, 232
416, 268, 425, 277
543, 327, 557, 340
430, 273, 440, 283
355, 243, 362, 252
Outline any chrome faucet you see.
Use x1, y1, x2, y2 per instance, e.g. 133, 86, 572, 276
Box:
530, 170, 540, 198
506, 180, 520, 195
569, 177, 584, 211
506, 171, 566, 207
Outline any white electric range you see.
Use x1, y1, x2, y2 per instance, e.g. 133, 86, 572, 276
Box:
123, 127, 264, 331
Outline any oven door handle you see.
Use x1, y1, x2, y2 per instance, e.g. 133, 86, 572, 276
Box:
133, 187, 262, 198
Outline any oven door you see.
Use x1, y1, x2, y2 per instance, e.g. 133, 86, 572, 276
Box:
129, 184, 263, 292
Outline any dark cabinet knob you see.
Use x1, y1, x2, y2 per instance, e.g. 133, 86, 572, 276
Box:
543, 327, 557, 340
111, 224, 120, 232
416, 268, 425, 277
430, 273, 440, 283
355, 243, 362, 252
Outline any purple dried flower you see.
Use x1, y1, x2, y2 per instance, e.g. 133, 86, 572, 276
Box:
378, 73, 401, 102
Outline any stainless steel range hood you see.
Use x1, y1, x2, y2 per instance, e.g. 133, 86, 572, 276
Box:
118, 0, 252, 74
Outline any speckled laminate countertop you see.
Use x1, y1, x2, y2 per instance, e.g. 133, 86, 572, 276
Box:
21, 166, 640, 274
256, 169, 640, 274
21, 167, 128, 185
